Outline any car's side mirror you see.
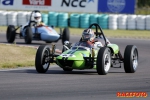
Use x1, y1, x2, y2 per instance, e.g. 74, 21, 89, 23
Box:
63, 41, 70, 52
64, 41, 69, 45
97, 43, 103, 48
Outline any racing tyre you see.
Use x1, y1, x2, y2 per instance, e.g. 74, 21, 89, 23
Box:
96, 47, 111, 75
24, 27, 32, 44
35, 45, 51, 73
124, 45, 138, 73
62, 27, 70, 45
6, 25, 16, 43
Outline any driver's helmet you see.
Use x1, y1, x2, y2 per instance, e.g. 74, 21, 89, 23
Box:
33, 12, 42, 23
82, 28, 95, 41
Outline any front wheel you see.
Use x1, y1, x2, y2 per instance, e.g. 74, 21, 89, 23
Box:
96, 47, 111, 75
24, 27, 32, 44
124, 45, 138, 73
62, 27, 70, 45
35, 45, 51, 73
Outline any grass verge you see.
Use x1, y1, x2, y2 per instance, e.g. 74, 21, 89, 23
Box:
1, 26, 150, 39
0, 44, 36, 69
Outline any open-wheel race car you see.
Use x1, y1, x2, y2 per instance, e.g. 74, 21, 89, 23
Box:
6, 10, 69, 44
35, 23, 138, 75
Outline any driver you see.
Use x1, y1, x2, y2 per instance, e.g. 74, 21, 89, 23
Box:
80, 28, 108, 48
81, 28, 96, 47
33, 12, 45, 26
79, 28, 123, 59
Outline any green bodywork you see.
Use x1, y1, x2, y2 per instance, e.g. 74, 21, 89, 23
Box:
107, 44, 119, 54
56, 44, 119, 70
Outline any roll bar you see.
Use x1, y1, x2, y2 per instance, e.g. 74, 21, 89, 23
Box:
89, 23, 107, 46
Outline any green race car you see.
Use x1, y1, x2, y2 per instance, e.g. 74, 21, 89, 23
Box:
35, 23, 138, 75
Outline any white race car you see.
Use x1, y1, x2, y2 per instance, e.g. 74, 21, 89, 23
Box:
6, 10, 70, 44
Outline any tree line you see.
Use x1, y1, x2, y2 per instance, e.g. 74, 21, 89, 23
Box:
137, 0, 150, 8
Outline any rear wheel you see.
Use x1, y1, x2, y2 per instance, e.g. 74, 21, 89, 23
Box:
124, 45, 138, 73
35, 45, 51, 73
24, 27, 32, 44
62, 28, 70, 45
6, 25, 16, 43
96, 47, 111, 75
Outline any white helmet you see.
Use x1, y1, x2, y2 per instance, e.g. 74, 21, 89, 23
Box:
34, 12, 42, 23
82, 28, 95, 41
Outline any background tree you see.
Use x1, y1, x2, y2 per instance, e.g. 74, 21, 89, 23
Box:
137, 0, 150, 8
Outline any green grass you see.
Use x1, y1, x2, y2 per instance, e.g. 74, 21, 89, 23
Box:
0, 26, 7, 32
136, 8, 150, 15
1, 26, 150, 39
0, 44, 36, 69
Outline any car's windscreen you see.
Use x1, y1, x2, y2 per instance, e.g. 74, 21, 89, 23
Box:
71, 42, 92, 50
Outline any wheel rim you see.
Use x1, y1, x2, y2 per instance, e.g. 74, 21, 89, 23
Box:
104, 53, 111, 72
42, 49, 50, 70
132, 49, 138, 70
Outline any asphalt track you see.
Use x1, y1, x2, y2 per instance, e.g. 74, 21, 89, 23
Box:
0, 33, 150, 100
